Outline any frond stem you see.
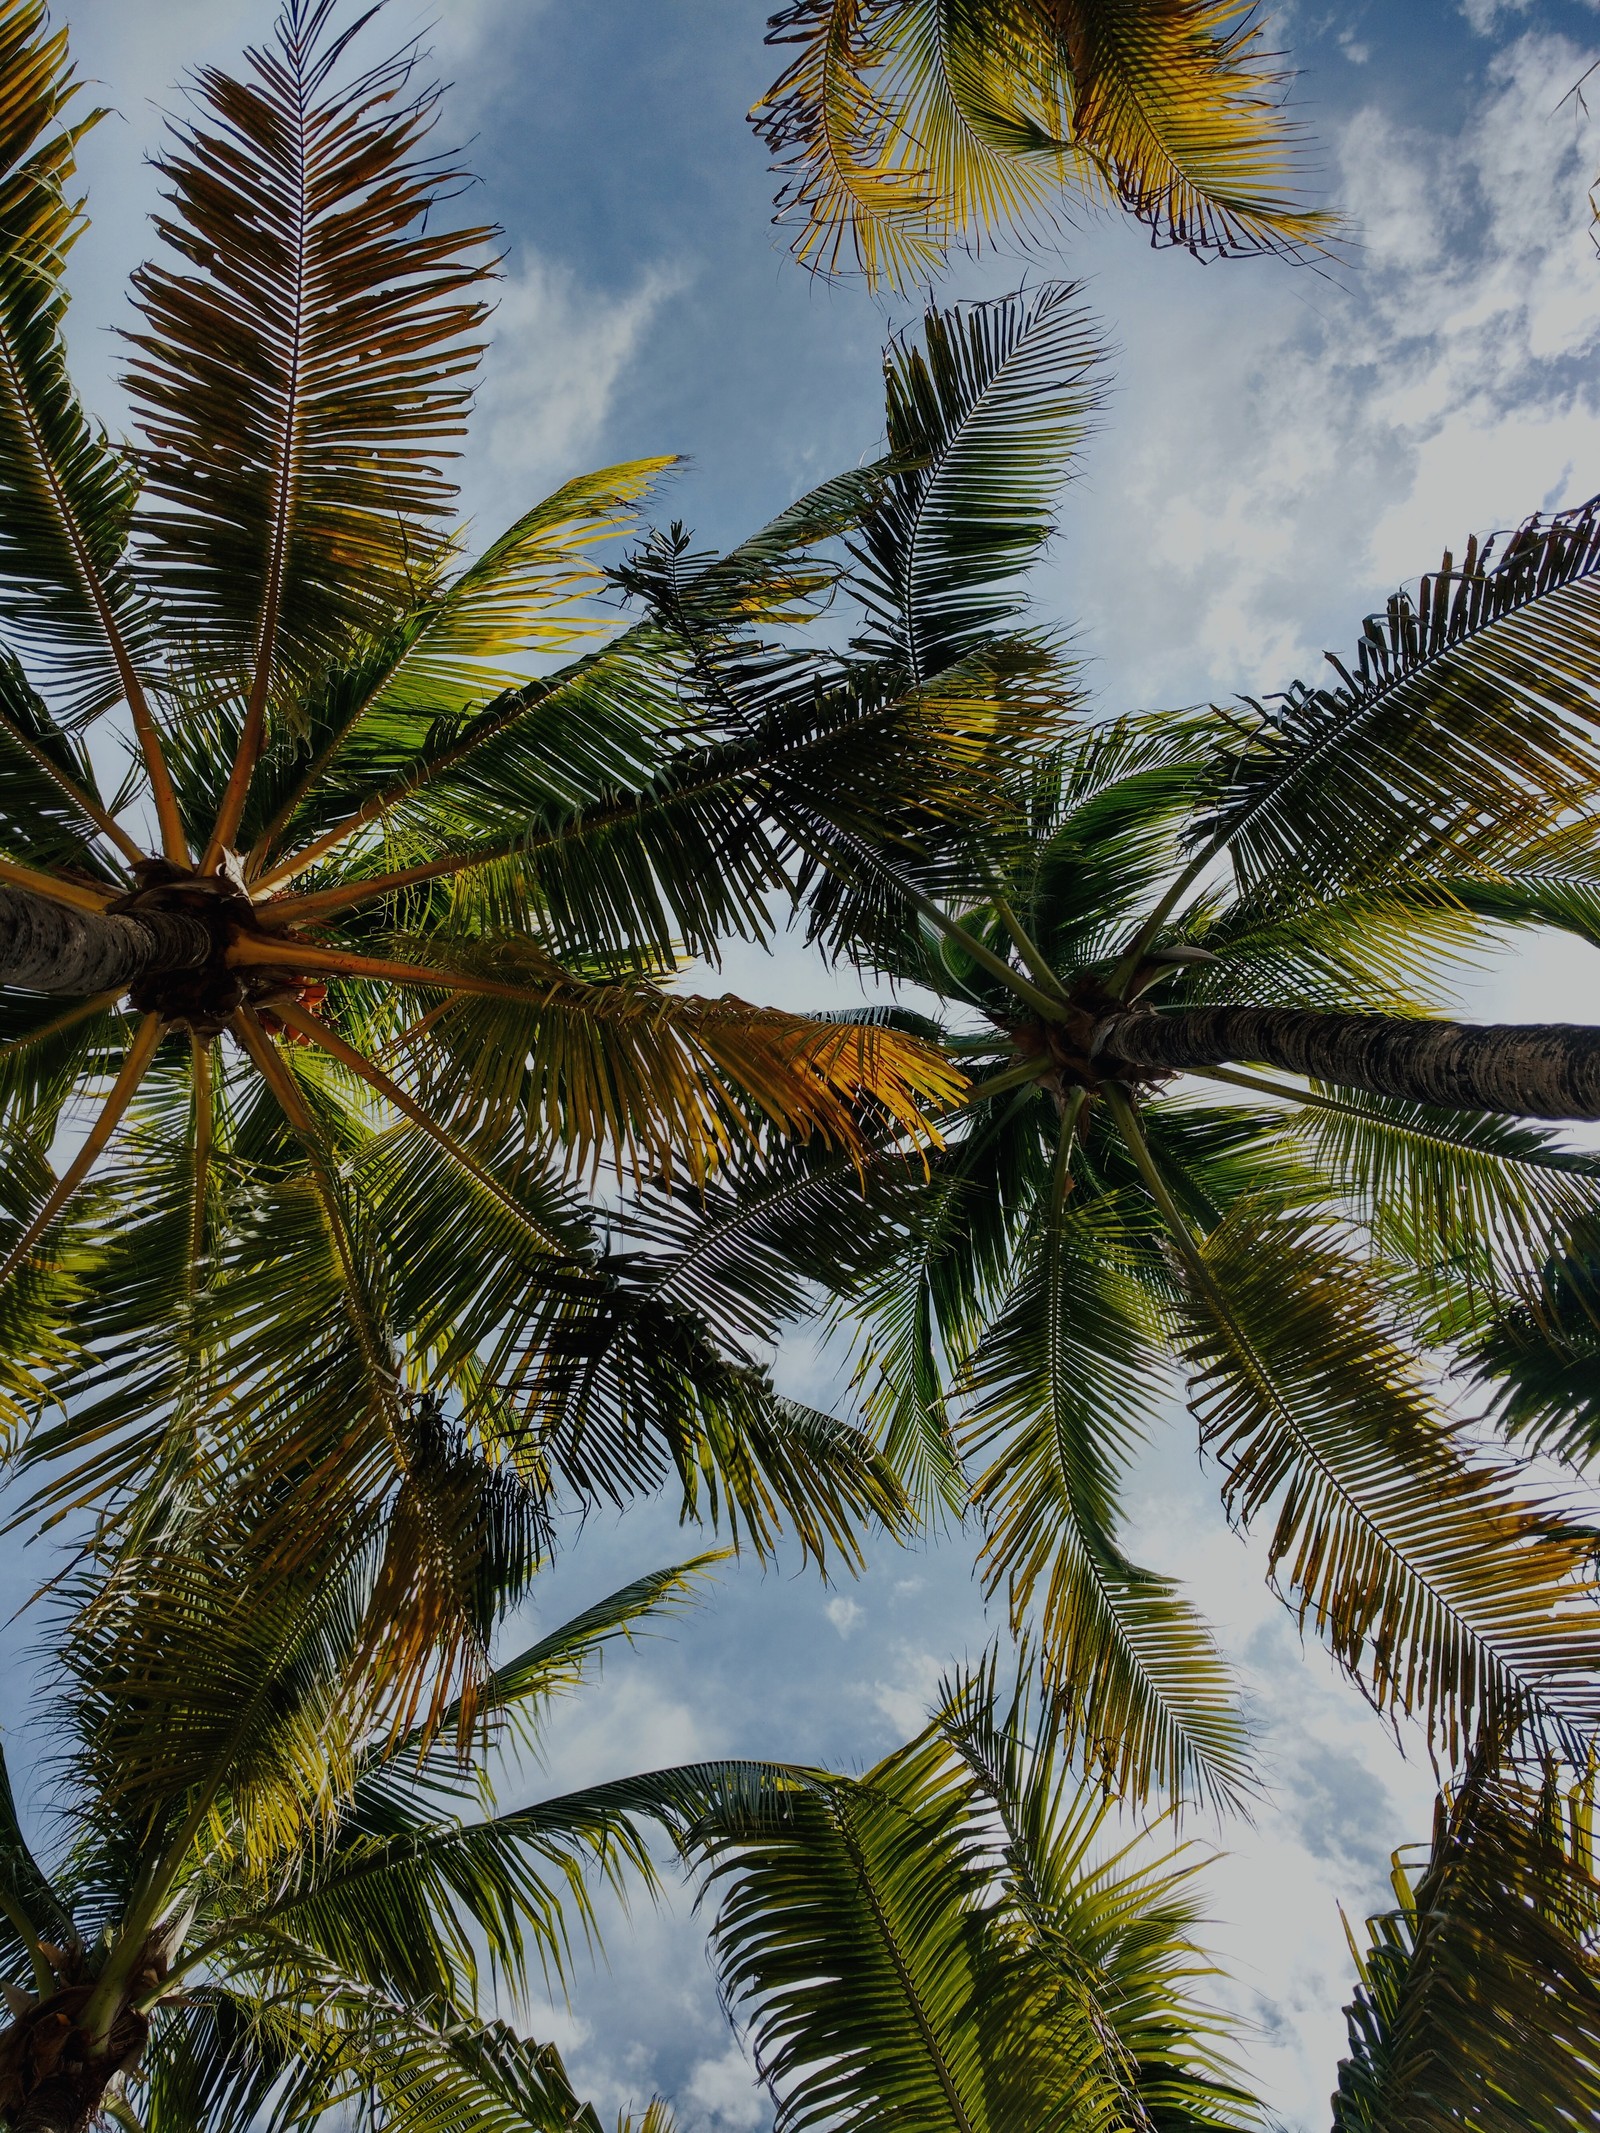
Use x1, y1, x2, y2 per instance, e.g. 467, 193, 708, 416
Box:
270, 999, 569, 1256
1101, 1079, 1211, 1284
0, 318, 188, 861
0, 1888, 55, 1999
0, 1013, 161, 1292
0, 707, 142, 864
1106, 852, 1215, 999
0, 988, 122, 1057
988, 890, 1070, 1001
202, 25, 314, 874
188, 1035, 212, 1277
0, 856, 113, 912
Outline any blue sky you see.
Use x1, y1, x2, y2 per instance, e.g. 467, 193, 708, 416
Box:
9, 2, 1600, 2127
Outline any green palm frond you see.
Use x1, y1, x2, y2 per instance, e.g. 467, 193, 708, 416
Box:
963, 1192, 1254, 1812
0, 0, 156, 726
1182, 1200, 1600, 1760
1192, 503, 1600, 899
691, 1657, 1257, 2132
1282, 1090, 1600, 1312
269, 2000, 612, 2133
245, 455, 677, 865
1332, 1746, 1600, 2132
752, 0, 1331, 286
124, 0, 495, 709
1467, 1217, 1600, 1468
849, 281, 1103, 682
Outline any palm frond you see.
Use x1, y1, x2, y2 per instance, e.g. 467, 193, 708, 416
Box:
692, 1658, 1255, 2132
849, 283, 1104, 682
1181, 1199, 1600, 1761
247, 457, 676, 867
752, 0, 1329, 285
1332, 1747, 1600, 2132
124, 0, 495, 726
0, 0, 159, 727
1467, 1216, 1600, 1468
1283, 1089, 1600, 1313
963, 1192, 1254, 1812
1192, 503, 1600, 898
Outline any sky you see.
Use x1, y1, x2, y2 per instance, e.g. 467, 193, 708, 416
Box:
9, 1, 1600, 2128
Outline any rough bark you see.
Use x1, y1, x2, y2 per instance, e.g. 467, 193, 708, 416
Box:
0, 887, 209, 996
0, 1989, 146, 2133
1093, 1005, 1600, 1120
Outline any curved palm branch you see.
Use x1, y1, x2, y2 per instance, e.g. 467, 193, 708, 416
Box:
687, 1654, 1256, 2132
0, 7, 1086, 1673
751, 0, 1333, 285
1332, 1741, 1600, 2132
0, 1512, 791, 2133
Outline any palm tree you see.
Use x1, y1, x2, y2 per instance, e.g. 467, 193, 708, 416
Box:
611, 279, 1600, 1813
687, 1654, 1259, 2132
687, 1666, 1600, 2132
0, 0, 1023, 1687
750, 0, 1333, 284
0, 1504, 774, 2133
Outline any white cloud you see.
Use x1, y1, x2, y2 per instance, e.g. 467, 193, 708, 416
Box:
685, 2044, 769, 2131
464, 254, 685, 539
1056, 29, 1600, 720
1460, 0, 1533, 32
824, 1595, 864, 1638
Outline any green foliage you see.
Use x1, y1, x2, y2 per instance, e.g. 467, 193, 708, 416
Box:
0, 1517, 779, 2133
689, 1655, 1257, 2132
1333, 1747, 1600, 2132
752, 0, 1333, 286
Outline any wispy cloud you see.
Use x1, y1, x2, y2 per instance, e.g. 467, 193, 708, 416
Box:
1059, 30, 1600, 713
462, 253, 686, 540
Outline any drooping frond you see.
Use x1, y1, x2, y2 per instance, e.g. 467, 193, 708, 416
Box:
0, 0, 164, 734
850, 283, 1104, 681
752, 0, 1330, 286
1193, 502, 1600, 898
1332, 1749, 1600, 2132
964, 1193, 1254, 1812
1180, 1200, 1600, 1761
691, 1661, 1255, 2132
1467, 1216, 1600, 1469
124, 0, 496, 759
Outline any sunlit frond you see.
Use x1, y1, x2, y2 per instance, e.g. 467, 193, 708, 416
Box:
1333, 1746, 1600, 2132
1193, 502, 1600, 899
1182, 1200, 1600, 1761
753, 0, 1330, 286
691, 1656, 1256, 2132
124, 0, 495, 752
964, 1191, 1254, 1811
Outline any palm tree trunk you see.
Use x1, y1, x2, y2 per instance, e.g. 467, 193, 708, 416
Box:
1093, 1005, 1600, 1120
0, 1997, 148, 2133
0, 886, 209, 994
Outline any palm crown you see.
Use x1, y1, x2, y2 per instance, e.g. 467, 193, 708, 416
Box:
0, 1518, 790, 2133
0, 0, 1040, 1706
629, 282, 1600, 1815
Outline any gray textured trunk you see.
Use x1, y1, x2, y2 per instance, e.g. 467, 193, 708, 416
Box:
0, 886, 209, 995
1094, 1005, 1600, 1120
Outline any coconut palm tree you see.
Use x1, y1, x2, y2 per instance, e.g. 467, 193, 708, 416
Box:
0, 0, 1044, 1690
688, 1665, 1600, 2132
599, 276, 1600, 1813
750, 0, 1333, 285
0, 1499, 778, 2133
